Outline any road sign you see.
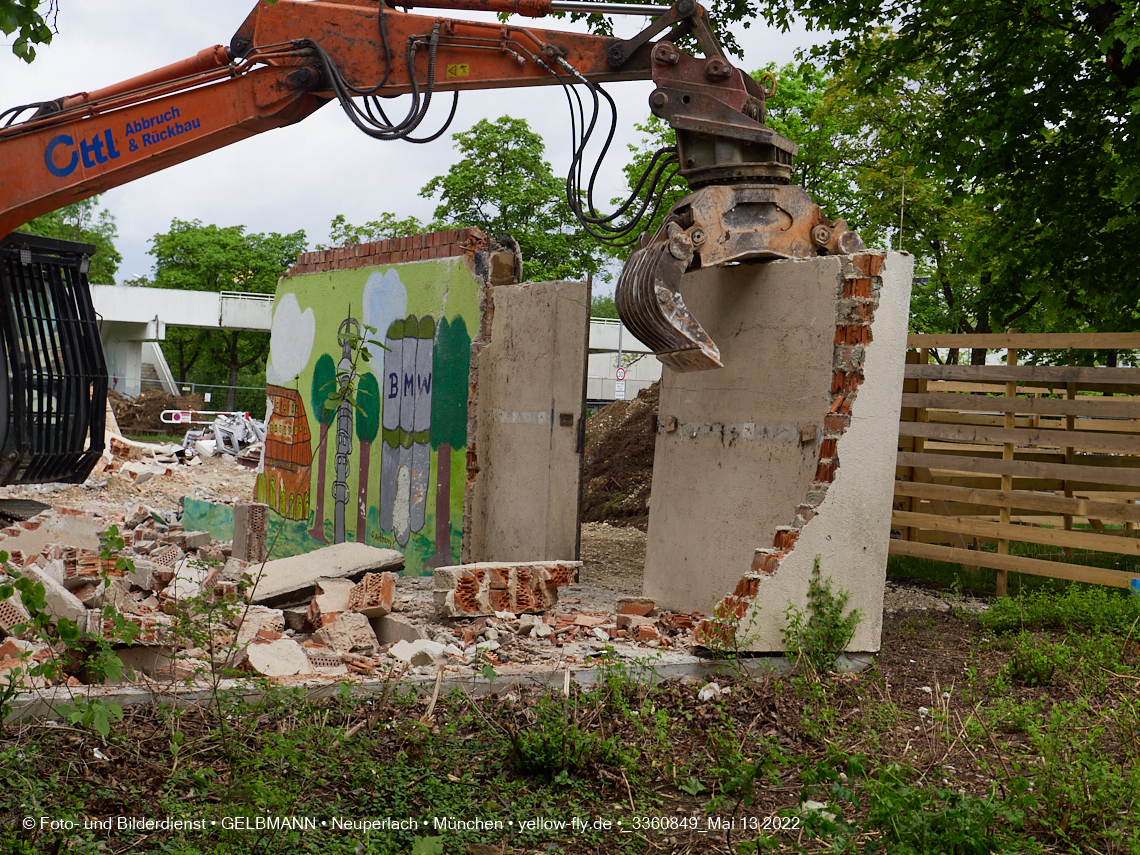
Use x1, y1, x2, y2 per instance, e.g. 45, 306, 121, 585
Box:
615, 366, 626, 381
614, 380, 626, 400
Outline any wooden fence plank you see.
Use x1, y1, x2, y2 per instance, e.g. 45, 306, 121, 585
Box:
905, 364, 1140, 385
892, 510, 1140, 556
897, 421, 1140, 454
903, 446, 1140, 469
908, 333, 1140, 349
888, 539, 1138, 588
896, 451, 1140, 488
892, 480, 1140, 524
900, 392, 1140, 419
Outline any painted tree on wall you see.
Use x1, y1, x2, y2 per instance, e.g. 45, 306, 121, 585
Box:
427, 316, 471, 567
355, 371, 380, 543
308, 353, 336, 542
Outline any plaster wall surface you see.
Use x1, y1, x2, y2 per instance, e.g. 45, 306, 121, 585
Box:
644, 257, 840, 612
643, 252, 914, 652
467, 280, 588, 563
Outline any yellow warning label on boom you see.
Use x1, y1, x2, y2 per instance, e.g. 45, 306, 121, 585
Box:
445, 64, 470, 78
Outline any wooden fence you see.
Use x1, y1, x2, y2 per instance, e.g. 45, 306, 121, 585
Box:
891, 333, 1140, 594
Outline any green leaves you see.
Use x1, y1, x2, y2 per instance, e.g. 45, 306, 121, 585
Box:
0, 0, 54, 62
21, 196, 122, 283
421, 115, 608, 282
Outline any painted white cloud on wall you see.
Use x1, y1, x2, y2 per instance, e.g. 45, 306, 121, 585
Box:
266, 292, 316, 384
362, 268, 408, 374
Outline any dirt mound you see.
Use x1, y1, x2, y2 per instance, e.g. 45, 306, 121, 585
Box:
109, 389, 205, 436
581, 381, 658, 529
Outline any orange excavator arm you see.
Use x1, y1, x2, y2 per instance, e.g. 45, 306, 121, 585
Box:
0, 0, 662, 238
0, 0, 864, 373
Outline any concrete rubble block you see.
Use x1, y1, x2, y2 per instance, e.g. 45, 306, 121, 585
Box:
183, 531, 212, 550
347, 572, 396, 618
158, 560, 218, 612
371, 613, 428, 645
126, 558, 158, 591
617, 596, 656, 617
39, 558, 65, 585
245, 638, 315, 678
389, 638, 462, 666
306, 577, 357, 625
313, 612, 380, 655
125, 503, 152, 528
0, 638, 49, 689
282, 606, 310, 634
114, 646, 177, 680
433, 561, 581, 617
16, 564, 86, 626
221, 557, 251, 582
234, 605, 286, 648
248, 543, 404, 608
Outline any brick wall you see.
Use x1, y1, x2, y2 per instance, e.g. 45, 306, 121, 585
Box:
285, 228, 488, 277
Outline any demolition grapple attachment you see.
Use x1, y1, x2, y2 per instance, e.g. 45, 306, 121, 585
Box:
612, 3, 867, 372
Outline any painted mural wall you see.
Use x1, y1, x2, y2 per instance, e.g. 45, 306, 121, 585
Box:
254, 236, 482, 574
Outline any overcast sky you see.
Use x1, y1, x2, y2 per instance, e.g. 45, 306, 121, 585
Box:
2, 1, 832, 288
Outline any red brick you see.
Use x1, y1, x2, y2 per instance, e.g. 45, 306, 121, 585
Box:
814, 458, 838, 483
733, 576, 760, 598
773, 526, 798, 551
824, 413, 850, 435
844, 277, 873, 298
819, 438, 837, 458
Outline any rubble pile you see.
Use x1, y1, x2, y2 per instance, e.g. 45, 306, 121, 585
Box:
0, 504, 708, 697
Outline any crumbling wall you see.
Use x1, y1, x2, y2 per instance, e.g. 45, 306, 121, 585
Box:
643, 252, 913, 653
250, 229, 516, 573
464, 279, 589, 563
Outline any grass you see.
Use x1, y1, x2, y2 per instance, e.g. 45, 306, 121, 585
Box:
122, 432, 186, 444
2, 584, 1139, 854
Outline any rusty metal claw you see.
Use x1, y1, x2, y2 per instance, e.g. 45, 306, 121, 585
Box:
615, 220, 723, 373
615, 185, 866, 373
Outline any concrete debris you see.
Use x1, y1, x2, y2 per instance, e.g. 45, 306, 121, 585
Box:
433, 561, 579, 617
307, 577, 356, 625
312, 612, 379, 655
248, 542, 404, 608
371, 613, 428, 645
0, 503, 709, 696
389, 638, 463, 666
234, 606, 286, 648
245, 638, 315, 678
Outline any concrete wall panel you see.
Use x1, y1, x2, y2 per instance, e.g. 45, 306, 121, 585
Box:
644, 252, 914, 652
467, 281, 588, 563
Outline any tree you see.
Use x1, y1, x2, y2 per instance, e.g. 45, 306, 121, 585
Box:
0, 0, 55, 61
308, 354, 336, 543
320, 213, 425, 249
427, 316, 470, 567
21, 196, 122, 282
421, 116, 608, 282
354, 371, 380, 543
756, 0, 1140, 335
149, 219, 306, 409
590, 295, 618, 319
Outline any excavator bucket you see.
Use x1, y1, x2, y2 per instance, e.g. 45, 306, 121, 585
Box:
615, 183, 866, 373
0, 233, 107, 486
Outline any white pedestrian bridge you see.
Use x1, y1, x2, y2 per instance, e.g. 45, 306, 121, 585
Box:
90, 284, 659, 404
90, 284, 272, 397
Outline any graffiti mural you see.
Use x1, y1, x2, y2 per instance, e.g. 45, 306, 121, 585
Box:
253, 245, 478, 574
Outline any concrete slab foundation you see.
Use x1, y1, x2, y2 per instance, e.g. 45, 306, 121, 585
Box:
642, 252, 913, 653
